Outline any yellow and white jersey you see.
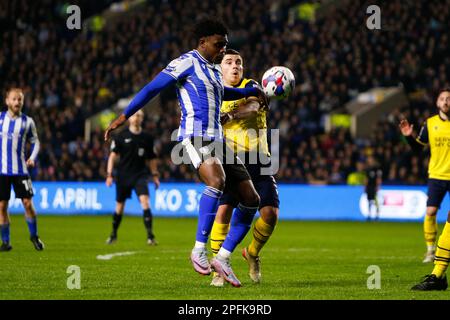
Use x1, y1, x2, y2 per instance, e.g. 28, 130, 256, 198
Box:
221, 78, 269, 156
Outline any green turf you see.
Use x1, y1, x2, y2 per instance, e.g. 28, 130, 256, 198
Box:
1, 215, 448, 300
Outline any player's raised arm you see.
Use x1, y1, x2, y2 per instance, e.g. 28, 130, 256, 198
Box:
221, 97, 261, 125
399, 119, 428, 153
104, 72, 179, 141
223, 86, 269, 107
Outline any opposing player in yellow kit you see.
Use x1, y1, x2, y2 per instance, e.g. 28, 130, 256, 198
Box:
400, 88, 450, 290
210, 49, 279, 286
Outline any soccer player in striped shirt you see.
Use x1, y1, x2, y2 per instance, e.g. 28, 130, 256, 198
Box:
0, 88, 44, 252
105, 19, 268, 287
400, 88, 450, 290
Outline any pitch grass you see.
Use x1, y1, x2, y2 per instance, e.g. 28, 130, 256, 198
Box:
1, 215, 449, 300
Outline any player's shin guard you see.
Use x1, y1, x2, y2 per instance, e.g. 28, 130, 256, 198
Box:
143, 208, 154, 239
196, 186, 223, 243
25, 217, 38, 238
248, 217, 276, 257
424, 214, 438, 249
210, 222, 230, 256
1, 223, 10, 243
221, 204, 258, 254
112, 212, 122, 235
432, 222, 450, 278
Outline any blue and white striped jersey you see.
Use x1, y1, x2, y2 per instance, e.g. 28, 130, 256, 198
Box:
0, 111, 40, 176
162, 50, 224, 141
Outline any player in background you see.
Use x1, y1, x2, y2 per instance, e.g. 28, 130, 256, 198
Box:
104, 19, 268, 287
364, 156, 382, 221
106, 110, 160, 245
0, 88, 44, 252
209, 49, 279, 287
400, 88, 450, 290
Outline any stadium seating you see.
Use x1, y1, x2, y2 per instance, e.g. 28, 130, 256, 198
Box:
1, 0, 448, 184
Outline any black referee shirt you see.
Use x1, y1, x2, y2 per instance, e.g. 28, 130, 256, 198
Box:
365, 166, 382, 189
110, 129, 156, 180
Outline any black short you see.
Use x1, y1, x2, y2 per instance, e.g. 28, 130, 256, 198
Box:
427, 178, 450, 208
0, 175, 34, 200
219, 161, 280, 209
181, 137, 250, 186
116, 175, 150, 202
365, 187, 377, 201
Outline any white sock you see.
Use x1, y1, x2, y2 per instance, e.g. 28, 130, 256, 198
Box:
427, 244, 436, 252
194, 241, 206, 249
217, 247, 231, 259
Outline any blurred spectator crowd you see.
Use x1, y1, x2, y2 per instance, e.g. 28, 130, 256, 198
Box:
1, 0, 448, 184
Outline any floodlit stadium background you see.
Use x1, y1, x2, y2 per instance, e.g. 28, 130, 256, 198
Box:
2, 0, 450, 220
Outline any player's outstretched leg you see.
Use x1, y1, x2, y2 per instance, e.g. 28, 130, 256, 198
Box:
191, 185, 223, 275
191, 160, 225, 276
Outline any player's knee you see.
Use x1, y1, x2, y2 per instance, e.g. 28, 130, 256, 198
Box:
208, 176, 225, 191
22, 199, 35, 216
242, 191, 260, 208
261, 207, 278, 225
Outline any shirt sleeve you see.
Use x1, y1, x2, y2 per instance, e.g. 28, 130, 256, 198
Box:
110, 136, 120, 154
223, 86, 260, 101
416, 122, 429, 145
27, 118, 40, 161
245, 79, 260, 89
161, 55, 194, 80
123, 72, 177, 118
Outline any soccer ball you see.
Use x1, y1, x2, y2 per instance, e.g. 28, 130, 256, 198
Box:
261, 66, 295, 100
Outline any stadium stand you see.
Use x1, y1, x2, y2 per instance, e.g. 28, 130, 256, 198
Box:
1, 0, 448, 184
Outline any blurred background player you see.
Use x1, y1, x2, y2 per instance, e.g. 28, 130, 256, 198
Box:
104, 19, 268, 287
401, 88, 450, 290
0, 88, 44, 252
106, 110, 160, 245
364, 156, 382, 221
210, 49, 279, 287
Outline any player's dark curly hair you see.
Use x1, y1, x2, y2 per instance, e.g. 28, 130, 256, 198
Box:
193, 18, 228, 40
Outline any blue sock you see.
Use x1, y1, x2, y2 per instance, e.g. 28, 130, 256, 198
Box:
196, 186, 223, 243
222, 203, 258, 252
26, 217, 38, 237
1, 223, 10, 243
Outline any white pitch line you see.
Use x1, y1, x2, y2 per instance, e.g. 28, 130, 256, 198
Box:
96, 251, 140, 260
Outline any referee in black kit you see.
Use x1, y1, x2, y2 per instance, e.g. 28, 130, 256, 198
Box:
105, 110, 160, 245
